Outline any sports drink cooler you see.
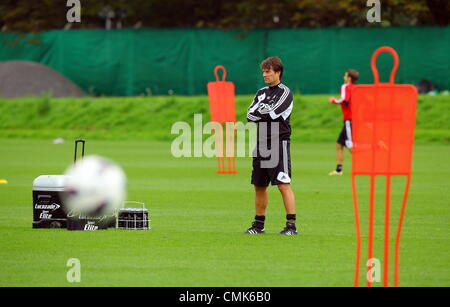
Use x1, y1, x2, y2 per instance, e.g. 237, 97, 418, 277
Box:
32, 175, 68, 228
32, 139, 85, 229
32, 139, 149, 231
32, 174, 116, 230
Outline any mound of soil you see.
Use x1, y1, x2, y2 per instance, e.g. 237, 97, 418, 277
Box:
0, 61, 87, 98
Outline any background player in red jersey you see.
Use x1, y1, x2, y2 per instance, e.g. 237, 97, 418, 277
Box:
327, 69, 359, 176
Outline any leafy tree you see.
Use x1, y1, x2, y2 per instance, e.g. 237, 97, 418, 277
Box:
0, 0, 448, 32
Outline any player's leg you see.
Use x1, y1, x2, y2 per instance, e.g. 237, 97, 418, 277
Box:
329, 123, 346, 176
245, 157, 269, 234
269, 140, 298, 235
344, 120, 353, 154
278, 184, 298, 235
244, 184, 268, 234
278, 183, 295, 215
255, 185, 268, 216
337, 142, 345, 170
329, 143, 344, 176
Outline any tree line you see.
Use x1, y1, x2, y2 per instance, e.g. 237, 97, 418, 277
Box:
1, 0, 448, 33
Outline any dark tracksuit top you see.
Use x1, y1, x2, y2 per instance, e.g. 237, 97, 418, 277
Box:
246, 83, 294, 149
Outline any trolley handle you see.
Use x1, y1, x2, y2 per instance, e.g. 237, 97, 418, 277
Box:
74, 139, 86, 163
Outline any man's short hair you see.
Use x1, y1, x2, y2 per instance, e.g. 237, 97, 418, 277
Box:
261, 56, 283, 79
346, 69, 359, 82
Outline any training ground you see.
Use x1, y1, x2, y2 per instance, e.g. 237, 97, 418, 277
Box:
0, 95, 448, 286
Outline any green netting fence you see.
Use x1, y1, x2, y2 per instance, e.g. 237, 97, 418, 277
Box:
0, 27, 448, 96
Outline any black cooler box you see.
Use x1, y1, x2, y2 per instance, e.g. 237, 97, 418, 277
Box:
32, 175, 68, 228
32, 175, 116, 230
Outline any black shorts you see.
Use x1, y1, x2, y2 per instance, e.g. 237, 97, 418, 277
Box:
337, 120, 353, 148
251, 140, 292, 187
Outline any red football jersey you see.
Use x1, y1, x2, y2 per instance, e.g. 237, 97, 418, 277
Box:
332, 83, 355, 121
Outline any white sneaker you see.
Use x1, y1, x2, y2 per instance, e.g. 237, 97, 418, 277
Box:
328, 170, 343, 176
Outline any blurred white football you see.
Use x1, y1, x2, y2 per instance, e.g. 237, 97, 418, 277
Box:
64, 155, 127, 216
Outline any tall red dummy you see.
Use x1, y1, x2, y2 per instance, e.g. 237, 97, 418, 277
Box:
207, 65, 237, 174
351, 47, 417, 287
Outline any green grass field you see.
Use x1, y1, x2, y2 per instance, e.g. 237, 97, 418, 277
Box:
0, 94, 449, 143
0, 139, 448, 286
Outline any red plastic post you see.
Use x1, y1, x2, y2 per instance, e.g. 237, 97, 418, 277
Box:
394, 175, 411, 287
384, 175, 391, 287
207, 65, 237, 174
214, 65, 227, 82
367, 175, 376, 287
351, 175, 362, 287
370, 46, 399, 85
351, 46, 417, 287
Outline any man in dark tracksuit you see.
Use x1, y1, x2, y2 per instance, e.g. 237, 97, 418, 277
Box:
245, 56, 298, 235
